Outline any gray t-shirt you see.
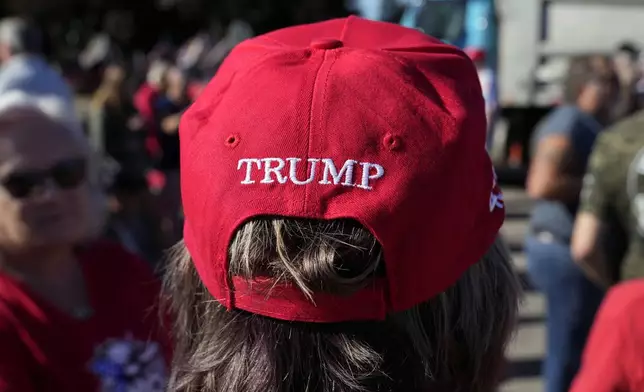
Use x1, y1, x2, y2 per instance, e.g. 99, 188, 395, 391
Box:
528, 105, 603, 243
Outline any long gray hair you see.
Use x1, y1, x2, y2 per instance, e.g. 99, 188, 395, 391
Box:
163, 218, 521, 392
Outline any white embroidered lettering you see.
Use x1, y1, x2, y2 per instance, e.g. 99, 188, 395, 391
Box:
287, 158, 320, 185
238, 157, 384, 190
357, 162, 385, 190
320, 159, 357, 186
237, 159, 261, 184
260, 158, 288, 184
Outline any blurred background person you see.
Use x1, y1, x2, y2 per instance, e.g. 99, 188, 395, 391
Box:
90, 62, 147, 173
570, 107, 644, 392
0, 17, 73, 107
570, 279, 644, 392
134, 60, 171, 167
0, 94, 170, 391
572, 108, 644, 293
611, 41, 642, 121
105, 168, 164, 268
524, 56, 616, 392
153, 66, 188, 247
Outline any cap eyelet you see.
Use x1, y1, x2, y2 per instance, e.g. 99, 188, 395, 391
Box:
383, 133, 402, 151
225, 134, 240, 148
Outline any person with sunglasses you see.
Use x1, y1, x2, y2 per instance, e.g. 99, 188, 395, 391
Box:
0, 94, 171, 392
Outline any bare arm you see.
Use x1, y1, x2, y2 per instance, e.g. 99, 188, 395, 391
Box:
160, 114, 181, 135
572, 133, 618, 288
571, 212, 612, 288
526, 135, 583, 203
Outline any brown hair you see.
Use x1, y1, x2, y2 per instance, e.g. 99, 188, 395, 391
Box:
163, 218, 521, 392
563, 55, 614, 103
91, 64, 127, 109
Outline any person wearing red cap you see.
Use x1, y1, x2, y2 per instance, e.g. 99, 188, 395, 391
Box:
164, 16, 520, 392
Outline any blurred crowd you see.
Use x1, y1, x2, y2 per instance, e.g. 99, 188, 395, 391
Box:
2, 2, 644, 392
525, 42, 644, 392
10, 1, 354, 266
1, 14, 286, 266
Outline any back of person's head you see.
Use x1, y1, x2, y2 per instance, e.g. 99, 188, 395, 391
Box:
165, 16, 520, 392
0, 17, 42, 57
147, 60, 172, 90
166, 228, 518, 392
563, 55, 615, 105
616, 41, 640, 61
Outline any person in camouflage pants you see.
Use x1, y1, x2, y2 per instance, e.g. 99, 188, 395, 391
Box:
573, 110, 644, 284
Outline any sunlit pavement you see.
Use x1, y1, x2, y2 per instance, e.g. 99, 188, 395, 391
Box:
499, 187, 544, 392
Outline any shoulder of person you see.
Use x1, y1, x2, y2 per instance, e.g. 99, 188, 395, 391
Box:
605, 110, 644, 140
78, 239, 158, 283
0, 293, 29, 353
593, 112, 644, 162
0, 274, 36, 325
535, 106, 583, 138
0, 299, 33, 390
0, 297, 17, 333
599, 280, 644, 320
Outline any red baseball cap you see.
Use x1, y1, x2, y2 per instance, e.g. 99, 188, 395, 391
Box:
180, 16, 505, 323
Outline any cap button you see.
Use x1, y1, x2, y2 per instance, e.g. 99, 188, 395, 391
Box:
310, 39, 343, 50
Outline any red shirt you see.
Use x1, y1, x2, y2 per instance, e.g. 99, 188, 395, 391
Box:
571, 280, 644, 392
0, 241, 171, 392
133, 83, 162, 157
133, 83, 158, 128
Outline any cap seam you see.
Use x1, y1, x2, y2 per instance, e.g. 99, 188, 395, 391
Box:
344, 50, 454, 145
303, 50, 337, 214
208, 51, 290, 311
373, 50, 452, 115
184, 50, 280, 145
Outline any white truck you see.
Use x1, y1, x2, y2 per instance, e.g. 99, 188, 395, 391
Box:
492, 0, 644, 178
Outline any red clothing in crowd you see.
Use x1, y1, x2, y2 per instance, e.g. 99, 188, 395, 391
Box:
0, 241, 171, 392
133, 83, 162, 157
186, 82, 205, 100
133, 83, 158, 129
570, 280, 644, 392
133, 81, 201, 163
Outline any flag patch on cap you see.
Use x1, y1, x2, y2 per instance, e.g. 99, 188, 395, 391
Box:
489, 168, 504, 212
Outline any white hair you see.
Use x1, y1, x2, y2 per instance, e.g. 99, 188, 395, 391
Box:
0, 91, 108, 241
147, 60, 171, 87
0, 17, 41, 54
0, 90, 83, 137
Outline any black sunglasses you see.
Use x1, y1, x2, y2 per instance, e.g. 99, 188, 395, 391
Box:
1, 158, 87, 199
